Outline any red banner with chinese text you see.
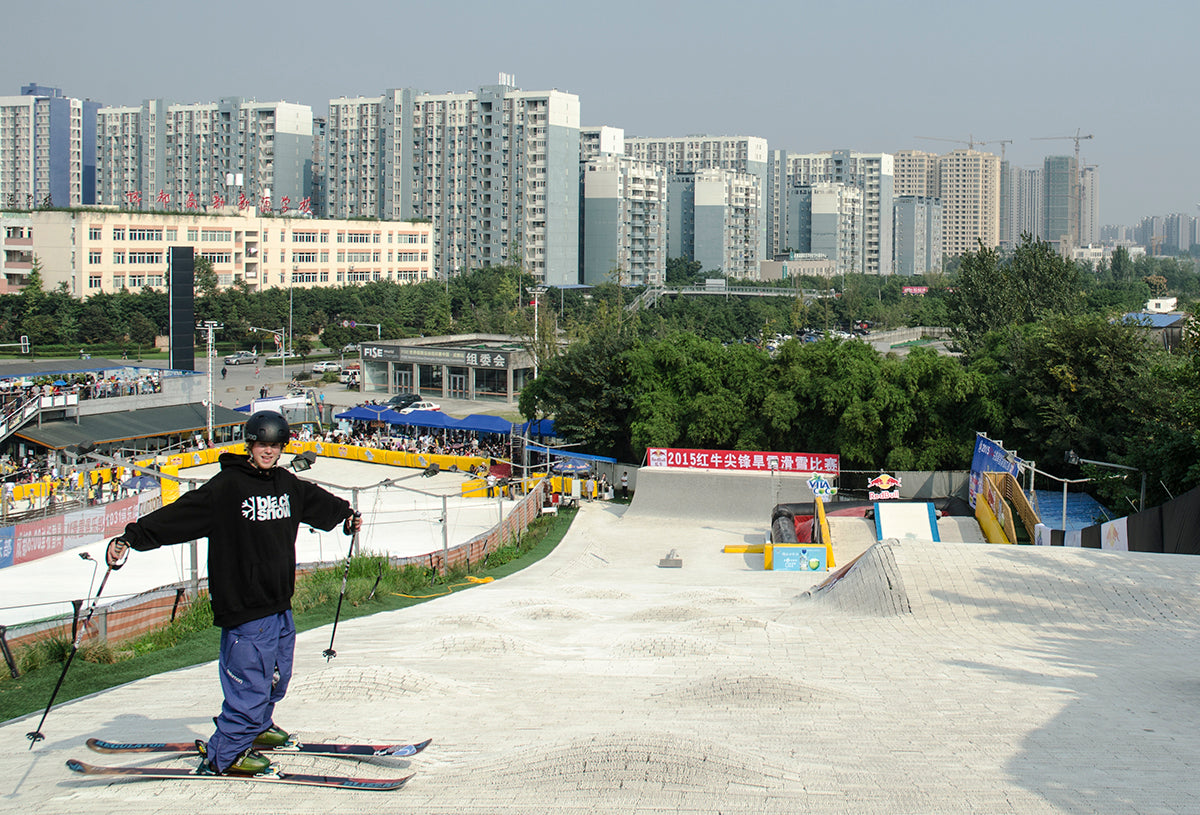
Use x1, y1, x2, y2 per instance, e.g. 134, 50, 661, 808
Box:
646, 447, 839, 476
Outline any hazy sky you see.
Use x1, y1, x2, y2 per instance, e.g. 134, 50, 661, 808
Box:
6, 0, 1196, 225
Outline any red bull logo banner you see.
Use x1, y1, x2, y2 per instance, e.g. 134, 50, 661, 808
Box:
647, 447, 839, 476
868, 472, 901, 500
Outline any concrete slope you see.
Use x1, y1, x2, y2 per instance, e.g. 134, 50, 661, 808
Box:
3, 503, 1198, 814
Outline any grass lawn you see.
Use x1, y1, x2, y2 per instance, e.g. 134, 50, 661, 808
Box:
0, 506, 576, 725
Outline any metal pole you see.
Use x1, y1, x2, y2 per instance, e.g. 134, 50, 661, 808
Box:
441, 494, 449, 577
289, 267, 295, 380
350, 487, 360, 557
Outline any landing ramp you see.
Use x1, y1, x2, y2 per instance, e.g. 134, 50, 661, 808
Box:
626, 467, 813, 524
874, 501, 940, 542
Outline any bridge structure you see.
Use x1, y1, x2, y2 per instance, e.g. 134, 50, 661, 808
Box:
625, 284, 837, 313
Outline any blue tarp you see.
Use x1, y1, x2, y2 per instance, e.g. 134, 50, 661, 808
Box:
1030, 489, 1115, 531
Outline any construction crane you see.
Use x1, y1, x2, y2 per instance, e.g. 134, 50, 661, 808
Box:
985, 139, 1013, 162
1032, 128, 1093, 168
915, 134, 989, 151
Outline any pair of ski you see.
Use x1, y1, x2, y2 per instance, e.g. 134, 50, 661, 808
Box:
67, 736, 431, 791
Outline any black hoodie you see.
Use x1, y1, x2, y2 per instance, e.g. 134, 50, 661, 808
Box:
121, 452, 353, 627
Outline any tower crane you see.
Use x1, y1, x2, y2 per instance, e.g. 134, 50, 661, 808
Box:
915, 134, 989, 151
1031, 128, 1093, 168
984, 139, 1013, 162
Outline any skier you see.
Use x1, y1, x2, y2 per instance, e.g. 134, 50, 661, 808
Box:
106, 411, 361, 775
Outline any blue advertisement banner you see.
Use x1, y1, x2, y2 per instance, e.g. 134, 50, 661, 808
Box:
969, 433, 1020, 508
0, 525, 13, 569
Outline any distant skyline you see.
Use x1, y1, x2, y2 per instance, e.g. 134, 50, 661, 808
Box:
5, 0, 1196, 226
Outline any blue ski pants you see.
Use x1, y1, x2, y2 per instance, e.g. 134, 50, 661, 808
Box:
206, 610, 294, 772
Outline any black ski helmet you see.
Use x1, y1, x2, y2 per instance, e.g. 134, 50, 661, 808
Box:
245, 411, 290, 445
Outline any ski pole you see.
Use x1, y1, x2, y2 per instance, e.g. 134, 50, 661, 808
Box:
322, 511, 361, 661
27, 565, 116, 748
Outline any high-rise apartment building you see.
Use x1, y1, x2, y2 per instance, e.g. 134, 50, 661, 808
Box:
96, 98, 313, 213
938, 149, 1000, 258
325, 80, 580, 286
0, 84, 98, 209
893, 196, 943, 276
999, 164, 1044, 248
581, 126, 624, 162
1079, 165, 1100, 247
1043, 155, 1079, 252
773, 151, 894, 275
581, 154, 666, 286
787, 182, 863, 278
893, 150, 940, 199
627, 135, 768, 271
667, 169, 761, 279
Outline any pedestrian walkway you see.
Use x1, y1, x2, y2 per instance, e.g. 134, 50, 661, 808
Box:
2, 485, 1198, 813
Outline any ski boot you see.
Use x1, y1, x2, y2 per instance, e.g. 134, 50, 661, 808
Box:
195, 741, 272, 775
254, 724, 293, 748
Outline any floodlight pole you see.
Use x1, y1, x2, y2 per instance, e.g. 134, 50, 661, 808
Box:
1066, 450, 1146, 512
531, 286, 546, 378
197, 320, 223, 443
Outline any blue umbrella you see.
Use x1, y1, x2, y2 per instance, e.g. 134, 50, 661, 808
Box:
122, 475, 159, 490
550, 459, 591, 475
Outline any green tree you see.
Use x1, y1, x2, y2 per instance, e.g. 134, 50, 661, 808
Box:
946, 234, 1083, 351
194, 256, 218, 300
971, 313, 1190, 506
127, 312, 157, 346
519, 328, 636, 461
665, 257, 702, 285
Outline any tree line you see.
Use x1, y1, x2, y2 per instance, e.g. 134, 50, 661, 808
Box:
3, 238, 1198, 510
524, 237, 1200, 511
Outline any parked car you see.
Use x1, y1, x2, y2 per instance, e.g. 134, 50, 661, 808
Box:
342, 343, 360, 354
386, 393, 421, 409
224, 350, 257, 365
398, 400, 441, 414
312, 361, 341, 373
266, 350, 297, 360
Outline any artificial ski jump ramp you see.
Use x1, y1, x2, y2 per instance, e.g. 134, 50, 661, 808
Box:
626, 467, 815, 525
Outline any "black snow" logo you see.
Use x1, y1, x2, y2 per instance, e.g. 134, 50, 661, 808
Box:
240, 495, 292, 521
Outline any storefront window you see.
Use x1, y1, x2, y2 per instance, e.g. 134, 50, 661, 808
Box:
476, 367, 509, 402
418, 363, 442, 397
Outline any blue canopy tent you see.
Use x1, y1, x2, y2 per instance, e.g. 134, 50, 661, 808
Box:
525, 443, 615, 465
516, 419, 556, 437
459, 414, 513, 434
334, 404, 394, 422
391, 409, 461, 429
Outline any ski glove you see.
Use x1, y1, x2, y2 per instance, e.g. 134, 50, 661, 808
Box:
106, 537, 129, 570
342, 511, 362, 536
